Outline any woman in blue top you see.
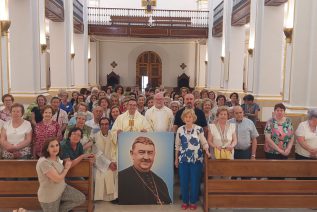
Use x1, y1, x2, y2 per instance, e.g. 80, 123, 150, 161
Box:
175, 108, 210, 210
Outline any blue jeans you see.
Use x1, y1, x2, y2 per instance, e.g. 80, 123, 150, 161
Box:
179, 162, 203, 204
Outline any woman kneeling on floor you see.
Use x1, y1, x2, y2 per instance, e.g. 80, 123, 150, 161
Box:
36, 137, 86, 212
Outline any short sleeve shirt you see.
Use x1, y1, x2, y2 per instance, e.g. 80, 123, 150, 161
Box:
36, 157, 66, 203
264, 118, 294, 154
295, 121, 317, 157
60, 139, 84, 160
4, 120, 32, 145
229, 118, 259, 150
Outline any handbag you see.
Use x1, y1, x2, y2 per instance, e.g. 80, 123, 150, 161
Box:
214, 122, 233, 160
214, 148, 232, 160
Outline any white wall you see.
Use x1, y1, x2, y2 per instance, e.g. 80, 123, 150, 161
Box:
96, 0, 198, 10
255, 5, 284, 96
212, 0, 223, 9
97, 37, 198, 88
89, 41, 98, 85
227, 26, 245, 91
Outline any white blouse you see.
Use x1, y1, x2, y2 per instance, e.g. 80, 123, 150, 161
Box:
4, 120, 32, 145
209, 122, 236, 147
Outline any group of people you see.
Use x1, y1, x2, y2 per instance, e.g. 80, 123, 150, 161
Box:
0, 85, 317, 211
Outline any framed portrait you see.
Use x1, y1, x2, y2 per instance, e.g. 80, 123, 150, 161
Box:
118, 132, 174, 205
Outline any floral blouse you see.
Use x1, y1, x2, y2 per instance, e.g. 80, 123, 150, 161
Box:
175, 125, 209, 164
0, 109, 11, 122
264, 117, 294, 154
33, 121, 62, 158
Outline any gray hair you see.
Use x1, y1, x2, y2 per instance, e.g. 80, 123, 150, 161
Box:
76, 112, 88, 120
170, 100, 180, 107
307, 108, 317, 120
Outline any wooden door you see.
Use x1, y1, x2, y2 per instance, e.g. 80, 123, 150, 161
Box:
136, 51, 162, 89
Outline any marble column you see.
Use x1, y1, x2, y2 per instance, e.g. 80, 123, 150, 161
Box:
284, 0, 317, 115
49, 0, 73, 92
8, 0, 48, 103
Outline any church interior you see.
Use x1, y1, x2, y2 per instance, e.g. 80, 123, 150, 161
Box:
1, 0, 317, 211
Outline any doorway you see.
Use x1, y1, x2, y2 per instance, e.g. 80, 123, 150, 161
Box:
136, 51, 162, 91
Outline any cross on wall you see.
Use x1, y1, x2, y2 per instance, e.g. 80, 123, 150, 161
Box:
142, 0, 157, 13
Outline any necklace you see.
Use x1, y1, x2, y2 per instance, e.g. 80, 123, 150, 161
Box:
132, 167, 162, 205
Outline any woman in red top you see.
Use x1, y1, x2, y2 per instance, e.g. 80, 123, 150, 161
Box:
33, 105, 62, 159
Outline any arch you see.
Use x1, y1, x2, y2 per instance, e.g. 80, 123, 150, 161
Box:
136, 51, 162, 89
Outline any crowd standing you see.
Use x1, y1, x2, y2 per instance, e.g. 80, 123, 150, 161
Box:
0, 85, 316, 211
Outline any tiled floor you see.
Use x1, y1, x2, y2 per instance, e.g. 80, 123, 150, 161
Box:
93, 182, 315, 212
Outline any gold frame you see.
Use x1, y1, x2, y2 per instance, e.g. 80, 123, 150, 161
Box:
248, 48, 253, 56
0, 20, 11, 36
41, 44, 47, 53
283, 27, 293, 43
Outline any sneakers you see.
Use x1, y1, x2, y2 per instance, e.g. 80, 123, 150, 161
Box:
181, 203, 188, 210
189, 204, 197, 210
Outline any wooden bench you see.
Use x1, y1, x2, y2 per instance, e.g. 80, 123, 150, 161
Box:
152, 16, 191, 26
110, 16, 149, 25
256, 143, 296, 159
0, 160, 94, 212
204, 159, 317, 212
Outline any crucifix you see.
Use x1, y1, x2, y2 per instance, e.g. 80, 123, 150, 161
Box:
142, 0, 157, 13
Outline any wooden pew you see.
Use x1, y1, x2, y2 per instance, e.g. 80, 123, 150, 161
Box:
204, 159, 317, 212
110, 16, 149, 25
152, 16, 191, 26
256, 143, 296, 159
0, 160, 94, 212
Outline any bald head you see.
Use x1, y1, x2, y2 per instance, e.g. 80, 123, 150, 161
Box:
233, 106, 244, 121
154, 92, 164, 109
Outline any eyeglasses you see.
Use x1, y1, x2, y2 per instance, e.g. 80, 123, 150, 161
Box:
100, 123, 109, 126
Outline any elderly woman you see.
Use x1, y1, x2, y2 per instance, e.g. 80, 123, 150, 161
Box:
98, 90, 107, 100
68, 102, 93, 126
216, 95, 226, 107
98, 97, 110, 118
194, 99, 202, 110
226, 92, 240, 107
0, 94, 14, 121
59, 90, 73, 115
170, 101, 180, 117
295, 108, 317, 160
110, 93, 120, 107
264, 103, 294, 159
175, 109, 210, 210
241, 94, 260, 124
60, 127, 94, 168
36, 137, 85, 212
202, 98, 215, 124
114, 85, 124, 102
64, 112, 92, 153
88, 94, 97, 112
200, 89, 209, 99
109, 106, 121, 130
33, 105, 62, 159
208, 91, 216, 102
137, 94, 146, 115
1, 103, 32, 159
208, 106, 237, 159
